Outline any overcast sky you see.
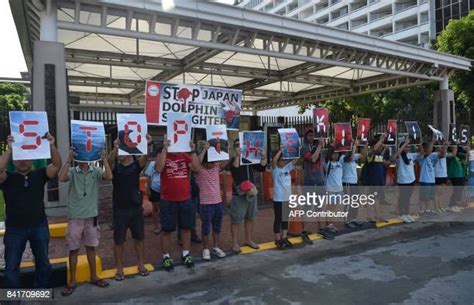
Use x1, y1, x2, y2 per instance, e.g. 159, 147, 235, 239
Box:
1, 0, 27, 77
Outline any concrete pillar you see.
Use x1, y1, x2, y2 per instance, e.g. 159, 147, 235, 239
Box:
434, 75, 455, 137
32, 0, 68, 216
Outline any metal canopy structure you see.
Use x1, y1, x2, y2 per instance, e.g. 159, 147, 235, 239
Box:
11, 0, 471, 113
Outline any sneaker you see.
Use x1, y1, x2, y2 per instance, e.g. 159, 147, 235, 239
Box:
400, 215, 411, 223
162, 257, 174, 272
211, 247, 226, 258
282, 238, 293, 248
407, 215, 416, 222
275, 239, 285, 249
182, 254, 195, 268
202, 249, 211, 261
447, 206, 461, 213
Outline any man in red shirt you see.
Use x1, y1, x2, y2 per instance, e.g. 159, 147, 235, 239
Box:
155, 137, 201, 271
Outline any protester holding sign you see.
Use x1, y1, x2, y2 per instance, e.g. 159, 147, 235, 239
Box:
0, 133, 62, 288
367, 133, 391, 220
341, 140, 362, 229
301, 129, 325, 187
418, 137, 444, 215
155, 136, 201, 271
108, 135, 152, 280
434, 141, 449, 214
271, 145, 298, 249
447, 144, 468, 212
229, 138, 266, 253
391, 137, 418, 223
195, 142, 230, 260
59, 148, 113, 296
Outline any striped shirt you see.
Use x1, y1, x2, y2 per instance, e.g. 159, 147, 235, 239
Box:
196, 164, 222, 205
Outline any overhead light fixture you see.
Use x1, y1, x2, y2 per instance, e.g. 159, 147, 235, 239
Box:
162, 0, 175, 12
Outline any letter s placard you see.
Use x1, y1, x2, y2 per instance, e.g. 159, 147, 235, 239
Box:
9, 111, 51, 161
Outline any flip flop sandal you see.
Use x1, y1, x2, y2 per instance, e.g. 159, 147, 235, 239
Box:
61, 285, 77, 297
232, 245, 241, 254
138, 267, 150, 277
244, 242, 260, 250
114, 273, 125, 281
90, 279, 109, 288
301, 232, 314, 244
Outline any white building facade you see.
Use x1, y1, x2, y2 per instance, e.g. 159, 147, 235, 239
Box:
236, 0, 439, 47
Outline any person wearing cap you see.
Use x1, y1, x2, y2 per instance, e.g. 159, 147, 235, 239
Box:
229, 138, 266, 253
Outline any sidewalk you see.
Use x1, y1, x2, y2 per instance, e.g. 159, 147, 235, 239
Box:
52, 209, 474, 304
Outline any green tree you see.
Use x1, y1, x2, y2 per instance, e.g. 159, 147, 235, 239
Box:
0, 82, 29, 111
435, 10, 474, 108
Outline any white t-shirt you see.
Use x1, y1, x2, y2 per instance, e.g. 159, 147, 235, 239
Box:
325, 160, 343, 193
341, 153, 360, 184
435, 156, 448, 178
396, 152, 418, 184
272, 162, 294, 202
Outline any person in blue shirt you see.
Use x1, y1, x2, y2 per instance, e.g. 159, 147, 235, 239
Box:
391, 137, 418, 223
341, 140, 362, 228
271, 145, 298, 249
417, 137, 445, 215
144, 156, 161, 234
322, 145, 344, 237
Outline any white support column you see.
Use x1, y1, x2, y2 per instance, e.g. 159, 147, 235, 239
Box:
39, 0, 58, 42
434, 74, 454, 137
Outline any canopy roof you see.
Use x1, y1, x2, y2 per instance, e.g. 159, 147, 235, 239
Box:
11, 0, 472, 112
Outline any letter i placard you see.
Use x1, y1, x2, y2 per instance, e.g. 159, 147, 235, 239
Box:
9, 111, 51, 160
167, 112, 192, 153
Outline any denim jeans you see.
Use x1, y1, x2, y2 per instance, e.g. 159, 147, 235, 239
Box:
3, 221, 52, 288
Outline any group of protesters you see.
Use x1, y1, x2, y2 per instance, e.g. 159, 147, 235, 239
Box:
0, 126, 472, 295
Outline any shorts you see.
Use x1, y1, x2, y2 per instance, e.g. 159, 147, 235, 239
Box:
160, 199, 194, 233
230, 195, 258, 224
435, 177, 448, 185
113, 208, 145, 245
200, 203, 225, 236
149, 188, 160, 203
419, 182, 435, 201
66, 217, 100, 251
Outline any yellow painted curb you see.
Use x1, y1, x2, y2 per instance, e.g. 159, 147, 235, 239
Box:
376, 218, 404, 228
99, 264, 155, 279
0, 223, 68, 238
240, 233, 323, 254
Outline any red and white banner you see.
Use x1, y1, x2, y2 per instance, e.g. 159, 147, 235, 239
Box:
145, 81, 242, 130
334, 123, 353, 152
356, 118, 371, 145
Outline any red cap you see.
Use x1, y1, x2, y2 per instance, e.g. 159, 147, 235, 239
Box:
240, 180, 254, 193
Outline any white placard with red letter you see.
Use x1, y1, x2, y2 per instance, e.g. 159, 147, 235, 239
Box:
9, 111, 51, 161
71, 120, 105, 162
239, 131, 265, 165
278, 128, 300, 159
167, 112, 192, 153
206, 125, 229, 162
117, 114, 148, 156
